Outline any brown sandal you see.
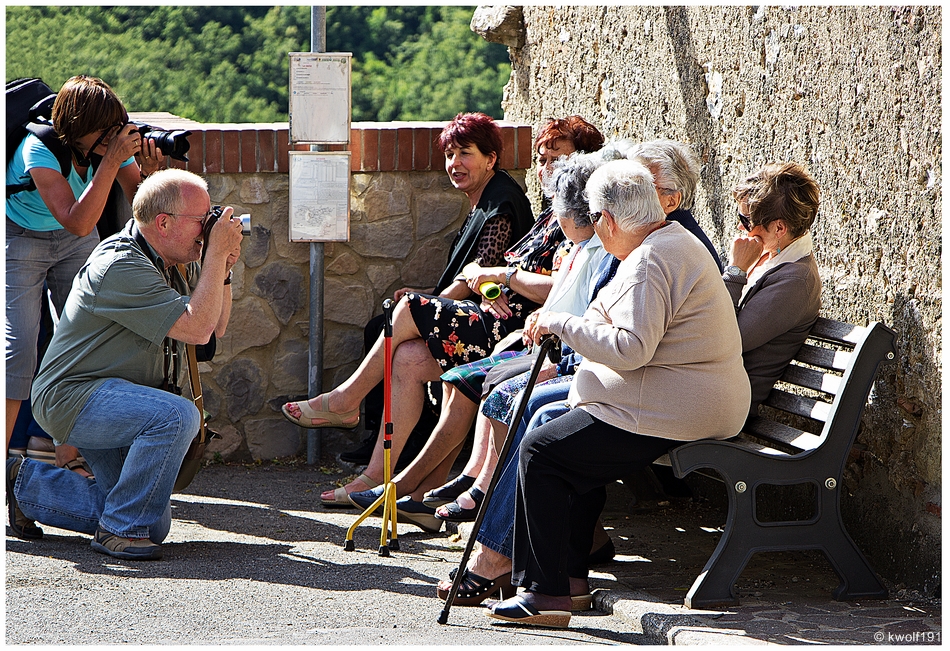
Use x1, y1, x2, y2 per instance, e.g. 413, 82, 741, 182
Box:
61, 458, 94, 480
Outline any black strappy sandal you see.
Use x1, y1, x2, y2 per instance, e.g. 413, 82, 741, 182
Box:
434, 487, 484, 522
436, 568, 516, 606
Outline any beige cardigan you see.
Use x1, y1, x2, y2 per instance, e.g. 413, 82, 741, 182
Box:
547, 222, 750, 442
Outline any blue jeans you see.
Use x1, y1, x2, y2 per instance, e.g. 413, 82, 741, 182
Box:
477, 379, 572, 558
5, 220, 98, 399
15, 378, 199, 541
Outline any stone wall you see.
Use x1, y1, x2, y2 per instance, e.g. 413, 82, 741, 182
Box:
476, 5, 940, 594
134, 117, 532, 462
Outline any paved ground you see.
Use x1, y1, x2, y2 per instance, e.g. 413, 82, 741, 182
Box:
5, 461, 941, 645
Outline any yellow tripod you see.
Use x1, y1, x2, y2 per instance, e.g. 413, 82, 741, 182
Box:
344, 299, 399, 555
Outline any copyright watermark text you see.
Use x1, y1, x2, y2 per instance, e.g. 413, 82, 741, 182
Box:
874, 630, 940, 644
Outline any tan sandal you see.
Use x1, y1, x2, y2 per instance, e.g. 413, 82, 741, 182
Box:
281, 394, 359, 429
321, 473, 379, 508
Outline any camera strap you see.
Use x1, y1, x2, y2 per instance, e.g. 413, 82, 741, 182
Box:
170, 263, 206, 444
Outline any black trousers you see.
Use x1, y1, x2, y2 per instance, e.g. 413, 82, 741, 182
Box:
511, 408, 678, 596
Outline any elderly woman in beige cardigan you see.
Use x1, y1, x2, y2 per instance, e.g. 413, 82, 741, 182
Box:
486, 159, 750, 629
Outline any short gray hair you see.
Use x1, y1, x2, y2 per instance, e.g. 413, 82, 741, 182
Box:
544, 145, 626, 227
586, 159, 666, 231
627, 139, 701, 210
132, 169, 209, 225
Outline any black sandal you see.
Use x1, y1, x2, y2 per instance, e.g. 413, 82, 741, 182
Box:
434, 487, 484, 522
422, 474, 476, 507
436, 568, 516, 606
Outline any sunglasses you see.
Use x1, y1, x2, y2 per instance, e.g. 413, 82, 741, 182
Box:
737, 210, 754, 231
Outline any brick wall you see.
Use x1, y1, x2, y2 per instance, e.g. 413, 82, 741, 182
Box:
137, 114, 534, 174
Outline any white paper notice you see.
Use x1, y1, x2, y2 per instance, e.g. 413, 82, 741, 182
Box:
289, 53, 351, 144
289, 152, 351, 242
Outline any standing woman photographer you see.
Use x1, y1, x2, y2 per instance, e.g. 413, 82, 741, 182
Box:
6, 75, 160, 468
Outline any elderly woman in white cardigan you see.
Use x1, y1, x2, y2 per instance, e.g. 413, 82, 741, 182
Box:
486, 159, 750, 629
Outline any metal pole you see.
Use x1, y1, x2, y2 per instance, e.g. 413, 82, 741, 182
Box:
307, 6, 327, 465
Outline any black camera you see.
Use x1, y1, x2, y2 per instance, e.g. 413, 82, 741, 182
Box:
131, 121, 191, 161
201, 206, 251, 263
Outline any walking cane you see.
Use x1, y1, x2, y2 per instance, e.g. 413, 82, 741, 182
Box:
437, 335, 561, 624
344, 299, 400, 556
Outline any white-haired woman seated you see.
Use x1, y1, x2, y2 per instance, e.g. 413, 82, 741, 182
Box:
485, 159, 750, 629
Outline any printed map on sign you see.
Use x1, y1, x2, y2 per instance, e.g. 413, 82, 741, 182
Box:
289, 152, 350, 242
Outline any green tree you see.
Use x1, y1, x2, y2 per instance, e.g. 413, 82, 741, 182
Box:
5, 6, 509, 123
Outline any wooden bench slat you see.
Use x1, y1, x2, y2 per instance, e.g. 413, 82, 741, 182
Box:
795, 343, 852, 371
765, 389, 833, 422
780, 364, 842, 396
743, 417, 823, 453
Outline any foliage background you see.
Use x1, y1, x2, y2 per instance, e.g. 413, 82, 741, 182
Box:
5, 6, 511, 122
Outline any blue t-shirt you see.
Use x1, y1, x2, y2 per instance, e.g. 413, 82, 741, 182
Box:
5, 133, 135, 232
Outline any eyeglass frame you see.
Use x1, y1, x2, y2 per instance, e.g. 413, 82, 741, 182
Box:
166, 206, 219, 226
588, 210, 603, 224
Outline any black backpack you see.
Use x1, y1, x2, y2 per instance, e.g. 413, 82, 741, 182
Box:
5, 78, 72, 198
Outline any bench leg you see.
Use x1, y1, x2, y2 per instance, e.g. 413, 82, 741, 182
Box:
821, 497, 888, 601
683, 492, 750, 609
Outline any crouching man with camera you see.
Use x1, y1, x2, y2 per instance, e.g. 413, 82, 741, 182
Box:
7, 169, 243, 560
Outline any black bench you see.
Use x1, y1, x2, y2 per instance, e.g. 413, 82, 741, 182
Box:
668, 317, 896, 609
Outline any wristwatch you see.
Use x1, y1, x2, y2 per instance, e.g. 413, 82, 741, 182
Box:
724, 265, 747, 279
504, 267, 516, 288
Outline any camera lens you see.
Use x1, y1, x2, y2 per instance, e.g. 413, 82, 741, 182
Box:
239, 214, 251, 236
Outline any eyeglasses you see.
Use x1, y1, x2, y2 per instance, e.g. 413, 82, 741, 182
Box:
167, 209, 214, 226
588, 210, 603, 224
737, 210, 754, 231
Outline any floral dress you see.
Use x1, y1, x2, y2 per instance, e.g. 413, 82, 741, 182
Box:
406, 209, 566, 372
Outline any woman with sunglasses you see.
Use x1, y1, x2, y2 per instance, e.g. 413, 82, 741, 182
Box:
6, 75, 159, 467
723, 162, 822, 417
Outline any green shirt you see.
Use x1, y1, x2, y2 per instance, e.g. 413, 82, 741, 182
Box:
31, 220, 197, 442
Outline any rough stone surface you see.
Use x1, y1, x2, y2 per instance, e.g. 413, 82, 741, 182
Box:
239, 175, 269, 204
415, 192, 468, 238
215, 358, 266, 422
325, 251, 361, 276
323, 278, 373, 327
495, 4, 941, 594
250, 262, 304, 325
323, 327, 365, 369
244, 417, 301, 460
349, 216, 414, 260
401, 239, 453, 289
203, 423, 244, 460
215, 296, 281, 361
271, 339, 309, 394
471, 5, 525, 49
241, 224, 271, 269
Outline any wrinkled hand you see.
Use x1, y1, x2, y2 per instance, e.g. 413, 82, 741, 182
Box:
729, 234, 765, 272
529, 311, 563, 346
206, 207, 244, 261
481, 291, 512, 320
522, 311, 540, 347
136, 138, 162, 177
